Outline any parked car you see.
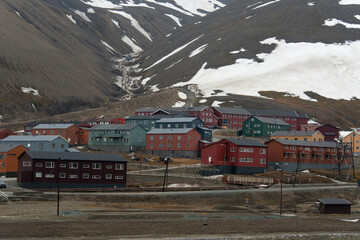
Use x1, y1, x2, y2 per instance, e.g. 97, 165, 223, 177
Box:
0, 181, 6, 188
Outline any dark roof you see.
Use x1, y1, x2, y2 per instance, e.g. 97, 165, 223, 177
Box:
213, 107, 251, 115
318, 199, 352, 205
136, 107, 160, 112
33, 123, 75, 130
152, 109, 192, 116
227, 138, 267, 147
156, 117, 199, 123
147, 128, 194, 134
271, 131, 321, 137
247, 109, 299, 118
90, 124, 139, 131
297, 113, 309, 119
126, 115, 168, 120
24, 151, 127, 162
174, 106, 210, 112
255, 117, 289, 126
270, 139, 337, 148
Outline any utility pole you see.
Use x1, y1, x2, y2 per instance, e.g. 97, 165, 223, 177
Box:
276, 163, 288, 215
57, 157, 60, 216
352, 131, 356, 179
162, 158, 169, 192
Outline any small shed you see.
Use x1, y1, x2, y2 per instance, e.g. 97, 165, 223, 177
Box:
317, 199, 352, 214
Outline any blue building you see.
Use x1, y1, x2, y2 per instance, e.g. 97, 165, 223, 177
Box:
156, 117, 204, 129
0, 135, 69, 152
125, 115, 168, 131
196, 127, 212, 142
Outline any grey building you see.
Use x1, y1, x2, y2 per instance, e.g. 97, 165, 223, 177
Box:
0, 135, 69, 152
156, 117, 204, 129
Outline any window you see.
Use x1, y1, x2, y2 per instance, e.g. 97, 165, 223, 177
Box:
35, 172, 42, 178
45, 174, 54, 178
150, 136, 154, 141
46, 162, 55, 168
115, 164, 124, 170
92, 163, 101, 169
230, 147, 236, 152
51, 130, 54, 134
240, 148, 253, 153
168, 135, 172, 139
69, 162, 78, 169
290, 146, 296, 150
150, 143, 154, 148
52, 143, 56, 148
59, 173, 66, 178
230, 157, 235, 162
159, 143, 163, 148
307, 155, 310, 159
260, 158, 266, 164
83, 164, 89, 168
106, 165, 113, 169
239, 158, 253, 162
60, 163, 66, 168
92, 175, 101, 179
260, 149, 266, 154
177, 135, 181, 140
293, 154, 296, 158
36, 163, 42, 167
106, 174, 112, 179
159, 136, 163, 140
69, 175, 78, 179
168, 143, 172, 147
115, 176, 124, 180
177, 143, 181, 148
83, 173, 89, 179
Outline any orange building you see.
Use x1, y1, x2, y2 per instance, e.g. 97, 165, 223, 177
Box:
0, 144, 28, 177
271, 131, 324, 142
344, 131, 359, 154
32, 123, 79, 145
78, 127, 89, 145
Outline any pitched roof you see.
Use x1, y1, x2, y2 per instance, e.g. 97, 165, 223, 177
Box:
1, 135, 64, 142
0, 144, 21, 152
213, 107, 251, 115
147, 128, 194, 134
156, 117, 199, 123
24, 151, 127, 162
126, 115, 168, 120
90, 124, 139, 131
318, 199, 352, 205
269, 139, 337, 148
226, 138, 267, 147
247, 109, 299, 118
136, 107, 160, 112
33, 123, 75, 130
271, 131, 321, 137
255, 116, 289, 125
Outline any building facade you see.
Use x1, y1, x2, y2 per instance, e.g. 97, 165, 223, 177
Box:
300, 123, 321, 131
315, 124, 340, 142
0, 144, 28, 177
201, 138, 268, 174
145, 128, 201, 158
242, 116, 290, 137
89, 124, 147, 152
0, 135, 69, 152
125, 115, 166, 131
211, 107, 252, 130
271, 131, 324, 142
17, 151, 127, 189
32, 123, 79, 145
0, 129, 16, 139
156, 117, 204, 129
266, 139, 351, 171
344, 131, 359, 154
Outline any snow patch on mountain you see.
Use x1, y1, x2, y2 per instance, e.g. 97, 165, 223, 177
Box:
165, 58, 183, 70
172, 0, 225, 17
81, 0, 123, 9
144, 35, 203, 70
252, 0, 281, 10
110, 10, 152, 41
339, 0, 360, 5
145, 0, 193, 16
73, 9, 92, 22
122, 35, 143, 52
173, 38, 360, 100
101, 40, 116, 53
87, 8, 95, 13
21, 87, 40, 96
165, 14, 182, 27
323, 18, 360, 28
189, 44, 208, 58
66, 14, 77, 24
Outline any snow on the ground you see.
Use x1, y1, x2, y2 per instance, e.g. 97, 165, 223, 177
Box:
195, 21, 202, 24
121, 0, 154, 9
110, 11, 152, 41
145, 35, 203, 71
150, 84, 160, 92
173, 38, 360, 100
101, 40, 116, 53
212, 101, 224, 107
165, 14, 182, 27
66, 14, 76, 24
189, 44, 208, 58
247, 1, 263, 8
172, 0, 225, 17
14, 10, 23, 19
308, 119, 319, 124
307, 2, 315, 6
341, 219, 359, 222
165, 58, 183, 70
230, 48, 246, 54
323, 18, 360, 28
122, 35, 143, 53
73, 10, 92, 22
21, 87, 40, 96
145, 0, 193, 16
245, 15, 253, 20
166, 33, 172, 37
172, 101, 185, 107
81, 0, 123, 9
217, 37, 221, 41
178, 91, 187, 99
252, 0, 281, 10
111, 19, 120, 28
339, 0, 360, 5
141, 74, 156, 85
87, 8, 95, 13
355, 15, 360, 20
199, 99, 207, 103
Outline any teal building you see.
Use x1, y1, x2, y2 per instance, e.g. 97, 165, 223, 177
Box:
242, 116, 290, 137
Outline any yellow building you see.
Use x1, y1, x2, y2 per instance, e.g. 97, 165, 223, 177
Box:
344, 131, 359, 153
271, 131, 324, 142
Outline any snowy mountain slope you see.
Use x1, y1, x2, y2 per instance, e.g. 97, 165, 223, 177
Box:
139, 0, 360, 101
0, 0, 232, 120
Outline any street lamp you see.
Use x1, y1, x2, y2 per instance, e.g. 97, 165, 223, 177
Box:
276, 162, 288, 216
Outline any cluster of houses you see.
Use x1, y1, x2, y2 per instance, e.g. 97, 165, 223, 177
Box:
0, 106, 356, 189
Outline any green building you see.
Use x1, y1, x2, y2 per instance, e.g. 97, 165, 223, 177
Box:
242, 116, 290, 137
125, 115, 168, 131
89, 124, 146, 152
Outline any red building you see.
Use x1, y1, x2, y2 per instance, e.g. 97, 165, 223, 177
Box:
17, 151, 127, 189
246, 109, 308, 131
0, 128, 16, 139
32, 123, 79, 145
211, 107, 252, 130
145, 128, 201, 158
266, 139, 351, 171
315, 124, 340, 142
201, 138, 268, 174
78, 117, 113, 128
110, 118, 125, 124
179, 106, 219, 128
78, 127, 89, 145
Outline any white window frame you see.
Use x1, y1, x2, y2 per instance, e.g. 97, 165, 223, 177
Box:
45, 162, 54, 168
92, 163, 101, 170
115, 164, 124, 170
69, 162, 78, 169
